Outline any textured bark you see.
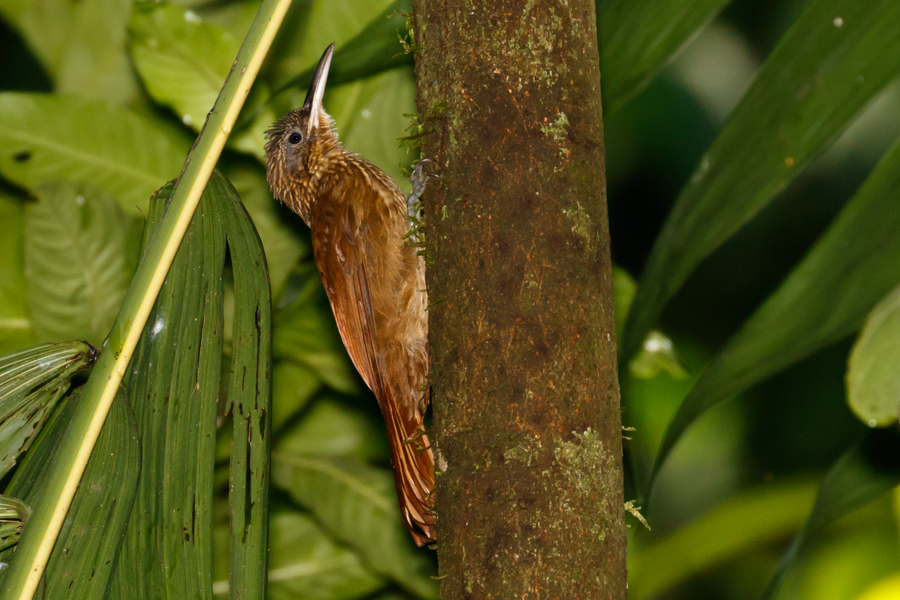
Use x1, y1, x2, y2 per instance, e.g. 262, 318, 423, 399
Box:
412, 1, 627, 598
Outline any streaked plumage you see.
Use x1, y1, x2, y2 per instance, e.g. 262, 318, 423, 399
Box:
264, 44, 436, 545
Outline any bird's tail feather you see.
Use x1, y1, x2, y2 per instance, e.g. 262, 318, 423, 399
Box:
381, 385, 436, 546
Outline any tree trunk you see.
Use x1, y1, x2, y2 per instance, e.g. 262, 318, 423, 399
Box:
411, 1, 627, 598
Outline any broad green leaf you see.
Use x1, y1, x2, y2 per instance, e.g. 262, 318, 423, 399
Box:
110, 172, 272, 599
597, 0, 730, 114
624, 0, 900, 362
1, 389, 141, 598
267, 0, 395, 91
271, 0, 412, 97
0, 195, 33, 353
218, 172, 273, 600
0, 496, 28, 552
858, 575, 900, 600
847, 284, 900, 426
651, 138, 900, 484
0, 93, 190, 210
761, 430, 900, 599
111, 185, 227, 600
0, 0, 138, 104
628, 480, 817, 599
272, 361, 321, 431
225, 162, 306, 299
24, 183, 138, 346
276, 396, 388, 462
129, 1, 237, 129
212, 511, 385, 599
0, 341, 96, 481
274, 271, 360, 394
272, 455, 438, 599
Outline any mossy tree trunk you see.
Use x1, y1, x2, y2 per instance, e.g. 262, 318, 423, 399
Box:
411, 0, 627, 597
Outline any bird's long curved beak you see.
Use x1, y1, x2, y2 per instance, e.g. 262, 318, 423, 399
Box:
303, 43, 335, 136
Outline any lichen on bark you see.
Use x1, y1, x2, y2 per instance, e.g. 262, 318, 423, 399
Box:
412, 0, 627, 598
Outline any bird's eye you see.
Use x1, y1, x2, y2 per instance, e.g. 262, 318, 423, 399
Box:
288, 132, 302, 144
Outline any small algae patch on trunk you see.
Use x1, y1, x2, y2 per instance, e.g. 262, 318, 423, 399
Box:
553, 429, 618, 542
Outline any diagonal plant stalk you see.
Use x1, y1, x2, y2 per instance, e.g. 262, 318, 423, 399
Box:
0, 0, 294, 597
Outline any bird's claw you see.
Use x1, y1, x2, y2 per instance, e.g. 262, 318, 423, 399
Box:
407, 159, 440, 219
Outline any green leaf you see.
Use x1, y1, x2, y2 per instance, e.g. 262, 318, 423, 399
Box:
276, 396, 388, 462
650, 137, 900, 486
212, 511, 385, 599
597, 0, 730, 114
760, 430, 900, 599
624, 0, 900, 362
272, 455, 438, 599
339, 68, 418, 186
847, 284, 900, 426
267, 0, 396, 92
270, 0, 413, 98
274, 272, 360, 395
272, 361, 321, 431
628, 480, 817, 599
24, 183, 138, 346
0, 496, 28, 553
0, 93, 190, 211
0, 0, 138, 104
0, 341, 96, 481
0, 195, 33, 353
225, 162, 306, 299
129, 1, 238, 129
1, 388, 141, 598
110, 183, 227, 600
217, 172, 273, 600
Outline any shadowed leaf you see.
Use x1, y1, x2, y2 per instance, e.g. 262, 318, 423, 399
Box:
624, 0, 900, 362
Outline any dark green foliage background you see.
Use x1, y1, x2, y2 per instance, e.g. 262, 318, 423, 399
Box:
1, 0, 900, 598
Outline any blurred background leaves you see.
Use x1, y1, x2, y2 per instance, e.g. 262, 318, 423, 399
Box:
0, 0, 899, 598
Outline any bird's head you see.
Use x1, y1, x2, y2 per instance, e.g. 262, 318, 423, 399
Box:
265, 43, 339, 221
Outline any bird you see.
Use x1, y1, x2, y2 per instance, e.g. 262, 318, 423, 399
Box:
264, 43, 436, 546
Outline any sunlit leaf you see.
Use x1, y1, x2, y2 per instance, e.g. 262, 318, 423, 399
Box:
24, 183, 139, 346
761, 430, 900, 599
628, 480, 817, 599
272, 455, 437, 599
276, 396, 388, 462
0, 93, 190, 211
847, 284, 900, 426
650, 138, 900, 484
212, 511, 385, 599
857, 574, 900, 600
624, 0, 900, 362
0, 341, 96, 481
0, 0, 138, 104
597, 0, 730, 114
129, 1, 237, 129
0, 388, 141, 598
0, 195, 33, 353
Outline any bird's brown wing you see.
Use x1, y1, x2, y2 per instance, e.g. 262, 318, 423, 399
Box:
311, 188, 436, 545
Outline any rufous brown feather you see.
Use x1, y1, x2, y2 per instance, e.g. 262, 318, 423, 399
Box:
264, 43, 436, 545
